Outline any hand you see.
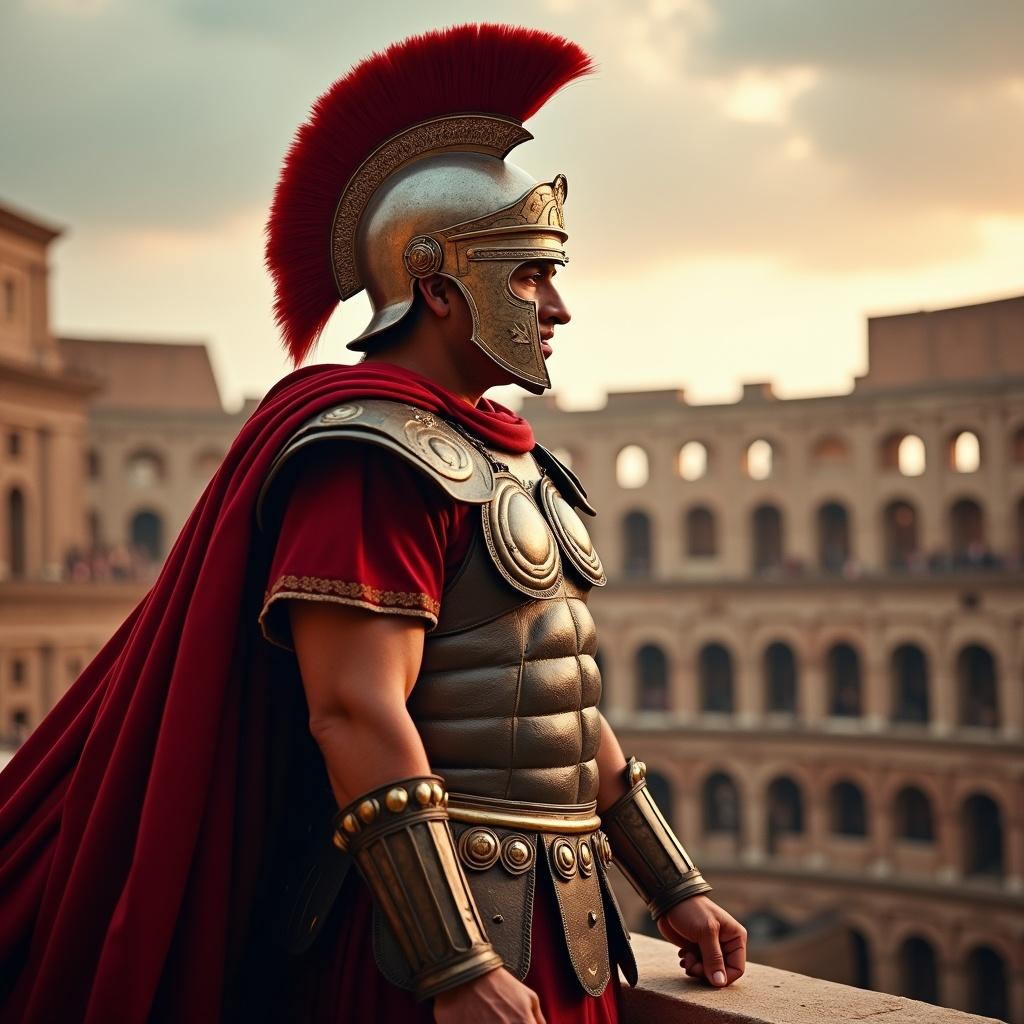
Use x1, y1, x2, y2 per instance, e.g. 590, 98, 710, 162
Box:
433, 967, 546, 1024
657, 894, 747, 988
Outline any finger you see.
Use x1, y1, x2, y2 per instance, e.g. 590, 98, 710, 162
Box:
530, 990, 547, 1024
722, 930, 747, 980
698, 927, 728, 987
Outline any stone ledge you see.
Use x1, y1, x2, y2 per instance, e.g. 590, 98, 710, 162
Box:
623, 935, 1000, 1024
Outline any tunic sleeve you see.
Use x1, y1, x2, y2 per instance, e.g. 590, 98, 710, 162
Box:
259, 443, 457, 650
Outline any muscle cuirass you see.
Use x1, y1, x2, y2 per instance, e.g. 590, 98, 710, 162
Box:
261, 400, 636, 996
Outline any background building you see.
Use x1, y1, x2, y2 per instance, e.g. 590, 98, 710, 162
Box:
0, 201, 251, 755
524, 293, 1024, 1023
2, 196, 1020, 1020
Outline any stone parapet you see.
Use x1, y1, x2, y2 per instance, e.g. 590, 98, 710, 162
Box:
624, 934, 1001, 1024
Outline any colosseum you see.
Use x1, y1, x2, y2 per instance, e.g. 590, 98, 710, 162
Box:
2, 197, 1021, 1020
523, 293, 1024, 1022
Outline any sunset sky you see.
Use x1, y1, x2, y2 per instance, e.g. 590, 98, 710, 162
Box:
1, 0, 1021, 410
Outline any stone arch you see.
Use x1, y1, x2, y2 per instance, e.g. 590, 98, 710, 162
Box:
893, 785, 934, 841
956, 643, 999, 728
697, 642, 735, 713
6, 486, 26, 578
828, 778, 868, 837
897, 935, 939, 1004
616, 444, 649, 489
701, 770, 742, 837
882, 498, 919, 569
964, 946, 1009, 1020
684, 505, 717, 558
889, 642, 930, 724
751, 503, 784, 574
817, 499, 852, 573
880, 431, 926, 477
949, 496, 986, 563
826, 641, 862, 717
810, 434, 851, 468
961, 792, 1004, 878
621, 509, 653, 578
125, 448, 167, 488
762, 640, 798, 714
130, 508, 164, 563
947, 428, 982, 474
634, 643, 670, 711
765, 775, 804, 853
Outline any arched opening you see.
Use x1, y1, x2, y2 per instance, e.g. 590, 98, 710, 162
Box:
818, 501, 851, 573
125, 450, 166, 489
677, 441, 708, 482
949, 498, 985, 564
703, 772, 741, 836
685, 506, 716, 558
893, 786, 934, 841
949, 430, 981, 473
890, 644, 930, 724
1013, 425, 1024, 464
752, 504, 783, 574
881, 433, 926, 477
647, 771, 674, 830
827, 643, 862, 717
961, 794, 1004, 878
965, 946, 1008, 1020
699, 643, 734, 713
810, 435, 850, 468
829, 780, 867, 837
130, 510, 164, 563
744, 439, 774, 481
766, 776, 803, 853
635, 644, 669, 711
849, 929, 872, 990
7, 487, 26, 578
898, 936, 939, 1004
763, 641, 798, 714
616, 445, 649, 489
622, 511, 652, 578
957, 644, 999, 728
86, 448, 101, 480
883, 500, 919, 569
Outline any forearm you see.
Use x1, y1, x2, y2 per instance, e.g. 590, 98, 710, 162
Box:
595, 711, 629, 812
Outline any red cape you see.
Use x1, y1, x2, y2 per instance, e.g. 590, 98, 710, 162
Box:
0, 363, 534, 1023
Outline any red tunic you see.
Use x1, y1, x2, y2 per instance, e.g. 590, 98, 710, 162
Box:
263, 444, 621, 1023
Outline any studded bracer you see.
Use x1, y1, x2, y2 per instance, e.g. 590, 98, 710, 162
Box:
261, 399, 637, 996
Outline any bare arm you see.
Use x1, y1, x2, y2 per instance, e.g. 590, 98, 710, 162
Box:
290, 601, 430, 806
289, 600, 546, 1024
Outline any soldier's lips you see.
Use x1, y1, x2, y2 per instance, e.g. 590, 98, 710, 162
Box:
541, 339, 553, 357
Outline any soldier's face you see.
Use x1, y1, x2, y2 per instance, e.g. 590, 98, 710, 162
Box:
508, 261, 571, 360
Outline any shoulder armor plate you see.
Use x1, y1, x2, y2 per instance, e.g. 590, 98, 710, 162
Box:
257, 399, 496, 531
530, 443, 596, 517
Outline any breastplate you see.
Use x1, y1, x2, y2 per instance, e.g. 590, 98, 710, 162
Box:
408, 449, 607, 806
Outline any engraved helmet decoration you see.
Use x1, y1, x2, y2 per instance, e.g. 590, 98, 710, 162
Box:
266, 25, 593, 394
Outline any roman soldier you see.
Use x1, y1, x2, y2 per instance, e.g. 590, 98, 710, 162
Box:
0, 25, 745, 1024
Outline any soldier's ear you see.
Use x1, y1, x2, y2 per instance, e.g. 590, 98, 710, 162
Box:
417, 275, 452, 319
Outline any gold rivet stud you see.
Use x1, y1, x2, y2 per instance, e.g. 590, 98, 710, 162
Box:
342, 812, 359, 834
431, 782, 444, 806
414, 782, 433, 806
385, 787, 408, 813
507, 840, 528, 864
332, 831, 348, 851
588, 911, 598, 927
358, 798, 379, 824
629, 760, 647, 786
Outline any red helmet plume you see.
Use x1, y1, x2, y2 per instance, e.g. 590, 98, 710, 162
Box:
266, 24, 595, 366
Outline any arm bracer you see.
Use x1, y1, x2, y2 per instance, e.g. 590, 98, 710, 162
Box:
601, 757, 713, 920
333, 775, 503, 999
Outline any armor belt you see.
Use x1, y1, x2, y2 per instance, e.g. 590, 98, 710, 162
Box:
374, 798, 637, 996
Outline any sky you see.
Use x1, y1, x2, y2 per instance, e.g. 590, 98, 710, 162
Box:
1, 0, 1022, 410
